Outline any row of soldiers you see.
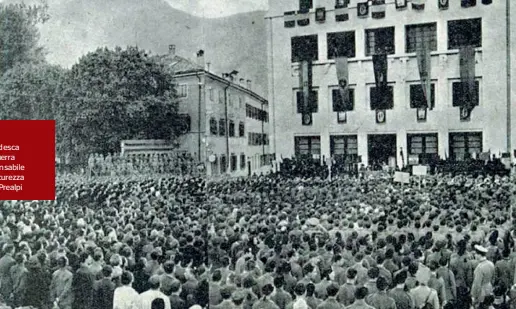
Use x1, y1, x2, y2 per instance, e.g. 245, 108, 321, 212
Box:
86, 152, 197, 176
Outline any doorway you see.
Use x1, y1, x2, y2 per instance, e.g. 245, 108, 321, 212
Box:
367, 134, 397, 169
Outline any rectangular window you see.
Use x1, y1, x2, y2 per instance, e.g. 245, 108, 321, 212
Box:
296, 90, 318, 113
220, 155, 227, 173
452, 81, 480, 107
229, 120, 235, 137
408, 133, 438, 164
410, 84, 435, 109
369, 86, 394, 110
299, 0, 313, 10
218, 90, 224, 104
448, 18, 482, 49
449, 132, 482, 161
209, 88, 214, 101
230, 154, 237, 172
294, 136, 321, 158
365, 27, 395, 56
209, 118, 218, 135
219, 119, 226, 136
330, 135, 358, 163
332, 88, 355, 112
240, 153, 246, 170
291, 35, 319, 63
238, 97, 243, 108
239, 122, 245, 137
406, 23, 437, 53
178, 84, 188, 98
327, 31, 356, 59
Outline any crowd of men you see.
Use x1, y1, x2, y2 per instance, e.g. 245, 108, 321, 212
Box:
0, 155, 514, 309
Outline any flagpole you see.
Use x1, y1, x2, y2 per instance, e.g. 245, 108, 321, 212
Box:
507, 0, 512, 153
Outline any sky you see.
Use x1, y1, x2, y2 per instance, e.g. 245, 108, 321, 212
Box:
163, 0, 268, 18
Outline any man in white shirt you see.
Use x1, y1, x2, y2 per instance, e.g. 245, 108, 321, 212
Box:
113, 271, 139, 309
139, 275, 171, 309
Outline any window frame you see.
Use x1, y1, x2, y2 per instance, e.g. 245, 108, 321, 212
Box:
178, 84, 188, 98
447, 18, 482, 50
327, 31, 356, 59
409, 83, 436, 109
219, 119, 226, 137
452, 80, 480, 107
331, 87, 355, 112
405, 22, 438, 53
295, 89, 319, 113
291, 35, 319, 63
330, 135, 358, 163
365, 27, 395, 56
294, 136, 321, 159
407, 133, 439, 164
369, 85, 394, 110
239, 122, 245, 137
449, 132, 483, 161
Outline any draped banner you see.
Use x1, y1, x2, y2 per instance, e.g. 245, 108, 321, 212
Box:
335, 0, 349, 22
373, 53, 388, 109
459, 46, 476, 116
335, 57, 351, 111
371, 0, 386, 19
284, 11, 296, 28
417, 40, 432, 110
412, 0, 426, 10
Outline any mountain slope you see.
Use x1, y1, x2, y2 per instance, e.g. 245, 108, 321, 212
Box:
31, 0, 267, 96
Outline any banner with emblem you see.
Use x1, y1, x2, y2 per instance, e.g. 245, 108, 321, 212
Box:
371, 0, 386, 19
335, 0, 349, 22
357, 1, 369, 18
376, 109, 386, 123
284, 11, 296, 28
395, 0, 407, 9
459, 45, 476, 117
417, 39, 432, 110
438, 0, 449, 10
412, 0, 426, 10
372, 53, 388, 109
461, 0, 477, 8
335, 57, 351, 111
315, 7, 326, 23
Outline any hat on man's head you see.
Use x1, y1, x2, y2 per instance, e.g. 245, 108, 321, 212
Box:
474, 245, 488, 254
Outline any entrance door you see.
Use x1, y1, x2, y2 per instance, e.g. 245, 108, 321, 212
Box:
367, 134, 397, 169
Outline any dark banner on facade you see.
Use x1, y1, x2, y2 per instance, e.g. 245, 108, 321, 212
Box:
335, 0, 349, 22
371, 0, 386, 19
438, 0, 449, 10
284, 11, 296, 28
412, 0, 425, 10
417, 40, 432, 109
300, 60, 313, 113
459, 46, 476, 111
336, 57, 351, 111
357, 1, 369, 18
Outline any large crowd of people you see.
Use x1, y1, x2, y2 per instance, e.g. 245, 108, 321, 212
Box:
0, 157, 514, 309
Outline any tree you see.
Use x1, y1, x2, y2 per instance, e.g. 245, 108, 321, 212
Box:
59, 46, 179, 159
0, 1, 49, 73
0, 62, 66, 120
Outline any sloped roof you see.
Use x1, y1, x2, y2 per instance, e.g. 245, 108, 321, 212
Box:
156, 54, 203, 74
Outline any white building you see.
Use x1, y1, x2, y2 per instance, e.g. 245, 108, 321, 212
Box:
266, 0, 516, 168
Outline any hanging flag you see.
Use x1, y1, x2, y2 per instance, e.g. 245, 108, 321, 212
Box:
438, 0, 449, 10
335, 0, 349, 22
300, 59, 313, 125
412, 0, 426, 10
372, 53, 388, 109
357, 1, 369, 18
395, 0, 407, 9
482, 0, 492, 4
461, 0, 476, 7
459, 46, 476, 114
284, 11, 296, 28
335, 57, 351, 111
371, 0, 386, 18
315, 7, 326, 23
297, 8, 310, 26
417, 40, 432, 110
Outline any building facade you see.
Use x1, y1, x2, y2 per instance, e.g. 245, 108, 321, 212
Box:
158, 48, 271, 177
266, 0, 515, 168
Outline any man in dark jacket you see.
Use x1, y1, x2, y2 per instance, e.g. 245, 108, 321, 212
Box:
72, 253, 95, 309
93, 265, 116, 309
0, 245, 15, 304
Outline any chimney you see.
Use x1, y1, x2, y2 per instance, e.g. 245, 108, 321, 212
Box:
239, 78, 245, 86
247, 79, 252, 90
196, 49, 205, 69
168, 45, 176, 56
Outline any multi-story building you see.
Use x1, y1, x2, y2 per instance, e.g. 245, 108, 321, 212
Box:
157, 46, 271, 177
266, 0, 515, 168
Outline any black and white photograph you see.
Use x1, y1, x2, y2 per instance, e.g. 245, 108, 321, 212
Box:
0, 0, 515, 309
